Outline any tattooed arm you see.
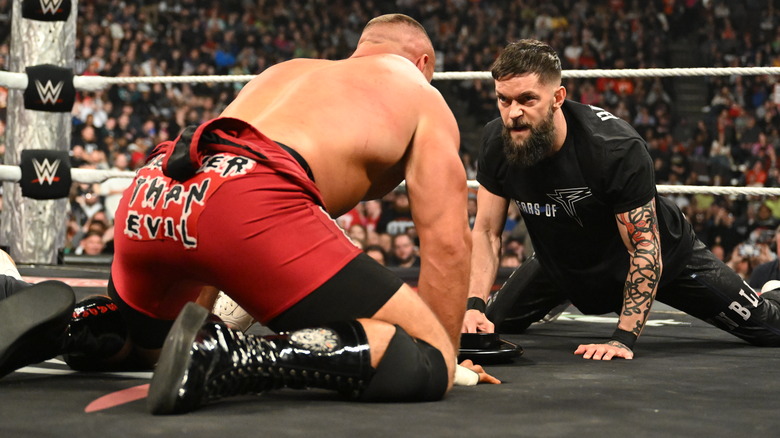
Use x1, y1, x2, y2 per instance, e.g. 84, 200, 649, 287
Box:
574, 199, 662, 360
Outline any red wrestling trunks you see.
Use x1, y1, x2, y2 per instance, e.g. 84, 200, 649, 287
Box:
111, 118, 362, 322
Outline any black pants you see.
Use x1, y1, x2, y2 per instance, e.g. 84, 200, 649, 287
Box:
487, 239, 780, 347
0, 276, 32, 300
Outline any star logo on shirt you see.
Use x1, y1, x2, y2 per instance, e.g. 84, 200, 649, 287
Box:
547, 187, 592, 227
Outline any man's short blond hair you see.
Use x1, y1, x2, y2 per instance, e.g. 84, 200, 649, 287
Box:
357, 14, 435, 78
363, 14, 429, 39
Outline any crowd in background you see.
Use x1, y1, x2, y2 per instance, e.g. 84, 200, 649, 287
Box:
0, 0, 779, 283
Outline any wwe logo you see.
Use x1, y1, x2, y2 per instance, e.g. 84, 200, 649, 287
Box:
34, 80, 63, 105
32, 158, 60, 185
38, 0, 64, 14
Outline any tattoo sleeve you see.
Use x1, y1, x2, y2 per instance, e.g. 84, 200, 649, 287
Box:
615, 199, 662, 338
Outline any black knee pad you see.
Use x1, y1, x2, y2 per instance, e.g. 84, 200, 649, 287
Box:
360, 325, 448, 402
62, 295, 129, 371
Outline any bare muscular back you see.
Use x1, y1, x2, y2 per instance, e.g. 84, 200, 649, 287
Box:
220, 54, 451, 216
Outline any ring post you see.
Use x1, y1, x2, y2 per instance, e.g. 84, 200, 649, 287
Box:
1, 0, 77, 264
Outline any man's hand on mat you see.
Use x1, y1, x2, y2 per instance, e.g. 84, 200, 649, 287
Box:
461, 310, 495, 333
456, 360, 501, 385
574, 341, 634, 360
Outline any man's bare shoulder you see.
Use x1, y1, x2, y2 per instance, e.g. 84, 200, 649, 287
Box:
260, 55, 426, 87
349, 54, 431, 83
260, 58, 334, 76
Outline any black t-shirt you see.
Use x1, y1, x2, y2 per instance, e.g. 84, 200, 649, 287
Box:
477, 100, 694, 313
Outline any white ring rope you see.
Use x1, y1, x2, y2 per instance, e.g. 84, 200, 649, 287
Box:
0, 165, 135, 184
655, 185, 780, 197
1, 66, 779, 91
0, 162, 777, 197
435, 66, 780, 81
3, 65, 779, 196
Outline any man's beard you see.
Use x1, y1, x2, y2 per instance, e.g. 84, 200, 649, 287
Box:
501, 106, 556, 167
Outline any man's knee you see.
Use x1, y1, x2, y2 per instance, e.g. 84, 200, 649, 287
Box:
748, 291, 780, 347
360, 325, 449, 402
0, 275, 33, 300
62, 295, 129, 370
709, 290, 780, 347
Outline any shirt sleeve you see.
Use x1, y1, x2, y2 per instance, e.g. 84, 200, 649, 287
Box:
602, 136, 657, 214
476, 118, 508, 198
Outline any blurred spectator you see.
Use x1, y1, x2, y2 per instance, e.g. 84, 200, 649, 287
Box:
99, 153, 133, 221
467, 194, 478, 228
377, 232, 393, 256
749, 203, 779, 240
502, 237, 527, 263
362, 200, 383, 233
749, 224, 780, 292
75, 230, 107, 256
461, 151, 478, 180
745, 160, 768, 187
377, 190, 414, 236
347, 223, 368, 249
727, 243, 756, 281
704, 201, 743, 256
70, 182, 103, 228
364, 244, 388, 266
499, 252, 522, 268
337, 204, 365, 231
710, 243, 726, 262
0, 0, 776, 275
388, 233, 420, 268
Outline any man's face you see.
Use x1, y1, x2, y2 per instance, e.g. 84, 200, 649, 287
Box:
366, 249, 386, 265
82, 235, 103, 255
495, 74, 559, 167
393, 235, 415, 262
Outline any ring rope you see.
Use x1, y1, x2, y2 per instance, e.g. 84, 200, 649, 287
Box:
1, 66, 779, 91
0, 164, 135, 184
0, 163, 777, 196
435, 66, 780, 81
4, 64, 779, 195
655, 185, 780, 197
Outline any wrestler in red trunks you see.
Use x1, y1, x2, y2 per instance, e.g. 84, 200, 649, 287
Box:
0, 15, 489, 412
111, 117, 367, 325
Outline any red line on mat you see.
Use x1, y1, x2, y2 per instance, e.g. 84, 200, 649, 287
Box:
85, 384, 150, 413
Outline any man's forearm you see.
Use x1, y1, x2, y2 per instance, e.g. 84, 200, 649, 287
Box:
467, 230, 502, 302
615, 248, 662, 349
417, 234, 471, 349
615, 201, 662, 347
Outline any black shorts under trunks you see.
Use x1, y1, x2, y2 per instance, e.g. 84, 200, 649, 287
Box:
109, 252, 402, 348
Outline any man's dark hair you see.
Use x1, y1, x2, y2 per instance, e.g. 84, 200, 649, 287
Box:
491, 39, 562, 85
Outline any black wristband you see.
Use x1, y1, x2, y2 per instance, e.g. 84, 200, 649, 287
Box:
466, 297, 487, 313
610, 328, 638, 350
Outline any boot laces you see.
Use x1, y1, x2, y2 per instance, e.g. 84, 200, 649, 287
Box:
202, 326, 366, 400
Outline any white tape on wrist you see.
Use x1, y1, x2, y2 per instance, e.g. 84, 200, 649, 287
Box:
454, 364, 479, 386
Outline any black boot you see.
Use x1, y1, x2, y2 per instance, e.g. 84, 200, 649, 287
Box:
0, 281, 75, 378
148, 302, 373, 415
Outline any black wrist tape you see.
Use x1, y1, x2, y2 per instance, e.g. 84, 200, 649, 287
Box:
610, 328, 637, 350
466, 297, 487, 313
